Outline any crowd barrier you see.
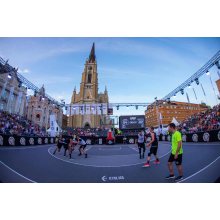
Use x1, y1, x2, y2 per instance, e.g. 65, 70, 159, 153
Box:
158, 129, 220, 143
0, 134, 56, 146
1, 129, 220, 146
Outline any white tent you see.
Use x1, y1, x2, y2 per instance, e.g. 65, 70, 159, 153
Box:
171, 117, 180, 126
47, 114, 62, 137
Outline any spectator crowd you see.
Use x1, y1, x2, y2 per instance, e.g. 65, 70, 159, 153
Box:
178, 104, 220, 134
0, 110, 47, 137
1, 103, 220, 138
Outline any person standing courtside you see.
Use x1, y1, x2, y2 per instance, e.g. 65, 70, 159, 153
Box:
165, 123, 184, 182
137, 131, 146, 159
143, 127, 160, 167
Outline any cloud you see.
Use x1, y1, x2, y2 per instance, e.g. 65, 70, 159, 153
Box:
18, 68, 30, 73
23, 74, 74, 87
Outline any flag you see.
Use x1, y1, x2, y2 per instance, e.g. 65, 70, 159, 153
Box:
0, 81, 7, 99
79, 105, 85, 115
200, 83, 206, 96
159, 112, 163, 129
49, 114, 56, 137
86, 104, 91, 115
217, 70, 220, 79
102, 103, 108, 115
15, 91, 23, 113
192, 87, 197, 100
66, 106, 70, 116
186, 92, 190, 103
6, 86, 15, 112
91, 104, 96, 115
97, 104, 102, 115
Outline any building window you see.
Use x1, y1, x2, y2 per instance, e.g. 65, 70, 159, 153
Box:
87, 73, 92, 83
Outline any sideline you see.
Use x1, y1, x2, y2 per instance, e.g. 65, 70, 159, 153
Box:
0, 161, 37, 183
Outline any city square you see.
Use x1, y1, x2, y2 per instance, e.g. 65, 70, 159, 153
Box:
0, 39, 220, 183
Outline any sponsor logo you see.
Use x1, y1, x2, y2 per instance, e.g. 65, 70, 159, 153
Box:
203, 132, 210, 142
192, 134, 198, 142
182, 135, 187, 142
29, 138, 34, 145
86, 139, 92, 145
162, 136, 165, 141
38, 138, 42, 145
0, 135, 3, 146
44, 138, 48, 144
101, 175, 125, 182
108, 140, 113, 145
167, 135, 171, 142
129, 138, 134, 144
8, 136, 15, 146
50, 138, 54, 144
218, 131, 220, 141
20, 137, 26, 145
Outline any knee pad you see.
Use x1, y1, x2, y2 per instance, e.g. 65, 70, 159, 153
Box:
148, 152, 151, 157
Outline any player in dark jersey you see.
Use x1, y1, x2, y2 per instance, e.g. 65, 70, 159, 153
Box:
143, 127, 160, 167
63, 137, 69, 157
53, 135, 63, 155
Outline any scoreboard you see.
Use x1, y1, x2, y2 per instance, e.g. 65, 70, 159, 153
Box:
119, 115, 145, 130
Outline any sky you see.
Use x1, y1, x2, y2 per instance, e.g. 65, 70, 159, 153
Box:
0, 37, 220, 117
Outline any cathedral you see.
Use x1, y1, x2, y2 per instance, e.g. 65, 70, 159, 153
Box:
68, 43, 109, 128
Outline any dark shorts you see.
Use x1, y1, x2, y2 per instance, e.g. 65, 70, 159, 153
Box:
149, 146, 158, 155
79, 144, 87, 150
63, 144, 68, 149
57, 144, 62, 149
138, 143, 145, 148
168, 153, 183, 165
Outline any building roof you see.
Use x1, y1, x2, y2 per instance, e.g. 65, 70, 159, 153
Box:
88, 43, 96, 63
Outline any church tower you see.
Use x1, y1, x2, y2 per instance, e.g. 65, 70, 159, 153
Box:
68, 43, 109, 128
79, 43, 98, 103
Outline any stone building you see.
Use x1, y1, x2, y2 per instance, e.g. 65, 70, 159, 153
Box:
0, 68, 27, 116
68, 43, 109, 128
26, 85, 63, 129
145, 100, 209, 127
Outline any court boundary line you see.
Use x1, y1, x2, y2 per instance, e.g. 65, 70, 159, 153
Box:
178, 155, 220, 183
0, 160, 37, 183
0, 145, 53, 150
48, 147, 171, 168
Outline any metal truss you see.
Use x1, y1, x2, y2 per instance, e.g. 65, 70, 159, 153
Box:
162, 50, 220, 100
0, 56, 62, 106
65, 103, 151, 109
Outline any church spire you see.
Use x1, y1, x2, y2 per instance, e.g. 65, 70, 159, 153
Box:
104, 85, 108, 93
88, 43, 96, 62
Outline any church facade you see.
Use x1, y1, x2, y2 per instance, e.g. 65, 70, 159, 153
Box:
68, 43, 109, 128
26, 85, 63, 129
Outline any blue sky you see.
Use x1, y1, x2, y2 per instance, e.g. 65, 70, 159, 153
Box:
0, 37, 219, 116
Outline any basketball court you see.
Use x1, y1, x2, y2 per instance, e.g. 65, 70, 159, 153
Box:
0, 142, 219, 183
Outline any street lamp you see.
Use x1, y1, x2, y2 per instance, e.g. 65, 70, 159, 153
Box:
206, 71, 210, 76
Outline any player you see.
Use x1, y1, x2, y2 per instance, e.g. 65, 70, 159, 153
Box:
137, 131, 146, 159
143, 127, 160, 167
165, 123, 183, 182
68, 136, 77, 159
77, 136, 88, 158
63, 137, 69, 157
53, 135, 63, 155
